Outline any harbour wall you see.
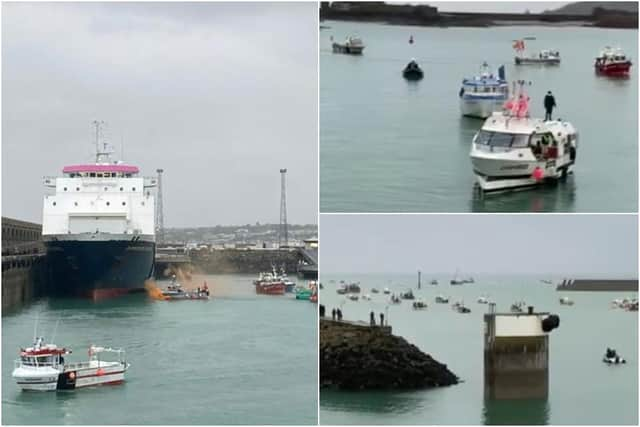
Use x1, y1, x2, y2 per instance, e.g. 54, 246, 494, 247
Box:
556, 279, 638, 292
2, 217, 47, 314
189, 248, 302, 275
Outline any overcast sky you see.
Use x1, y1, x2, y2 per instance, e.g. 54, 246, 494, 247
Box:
320, 215, 638, 276
428, 2, 569, 13
2, 2, 318, 227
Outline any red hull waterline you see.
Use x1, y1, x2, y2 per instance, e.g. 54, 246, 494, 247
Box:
255, 284, 286, 295
596, 63, 632, 76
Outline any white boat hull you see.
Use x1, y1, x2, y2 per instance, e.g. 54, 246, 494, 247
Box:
13, 361, 128, 391
460, 97, 506, 119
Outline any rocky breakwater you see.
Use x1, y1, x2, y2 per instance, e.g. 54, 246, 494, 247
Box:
320, 318, 458, 390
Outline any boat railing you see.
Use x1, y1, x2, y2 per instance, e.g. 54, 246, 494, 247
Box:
64, 361, 93, 370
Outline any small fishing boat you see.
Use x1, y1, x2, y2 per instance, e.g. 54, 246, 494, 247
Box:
371, 288, 380, 294
454, 302, 471, 313
412, 300, 428, 310
332, 36, 365, 55
281, 274, 296, 293
477, 296, 489, 304
400, 290, 415, 300
295, 285, 313, 300
383, 288, 391, 294
470, 80, 578, 193
12, 337, 129, 391
511, 301, 525, 313
450, 269, 464, 285
463, 277, 475, 284
603, 348, 626, 365
362, 294, 372, 301
390, 294, 401, 304
459, 63, 509, 119
162, 281, 210, 300
348, 294, 359, 301
254, 272, 285, 295
559, 297, 574, 306
402, 59, 424, 80
435, 295, 449, 304
540, 279, 553, 285
513, 39, 560, 65
430, 279, 438, 286
595, 47, 632, 76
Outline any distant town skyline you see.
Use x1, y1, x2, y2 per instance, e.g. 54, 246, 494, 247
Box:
321, 215, 638, 276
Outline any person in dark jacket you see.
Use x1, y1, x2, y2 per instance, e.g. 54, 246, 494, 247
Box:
544, 91, 556, 121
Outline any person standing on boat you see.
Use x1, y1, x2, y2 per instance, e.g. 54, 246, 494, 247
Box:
544, 91, 556, 121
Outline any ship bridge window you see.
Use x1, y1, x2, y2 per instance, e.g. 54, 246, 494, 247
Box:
97, 173, 103, 178
475, 130, 530, 148
90, 173, 95, 177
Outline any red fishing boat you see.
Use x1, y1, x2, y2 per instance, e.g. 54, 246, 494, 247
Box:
595, 47, 632, 76
254, 271, 285, 295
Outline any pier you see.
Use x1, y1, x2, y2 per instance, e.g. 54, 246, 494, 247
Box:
556, 278, 638, 292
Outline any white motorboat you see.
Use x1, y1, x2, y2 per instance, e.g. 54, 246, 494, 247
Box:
470, 80, 578, 193
332, 36, 365, 55
459, 63, 509, 119
559, 296, 574, 306
383, 287, 391, 294
513, 39, 560, 65
412, 300, 428, 310
477, 295, 489, 304
435, 295, 449, 304
12, 337, 128, 391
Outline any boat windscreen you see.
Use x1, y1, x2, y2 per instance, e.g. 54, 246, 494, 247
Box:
475, 130, 530, 148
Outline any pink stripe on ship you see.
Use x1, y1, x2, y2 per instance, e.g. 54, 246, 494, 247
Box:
62, 164, 139, 174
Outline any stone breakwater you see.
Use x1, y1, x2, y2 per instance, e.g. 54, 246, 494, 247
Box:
320, 318, 458, 390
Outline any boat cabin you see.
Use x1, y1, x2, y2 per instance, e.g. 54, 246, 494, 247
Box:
18, 341, 69, 369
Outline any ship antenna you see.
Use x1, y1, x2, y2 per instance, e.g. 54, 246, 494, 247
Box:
92, 120, 104, 163
33, 312, 39, 343
51, 317, 61, 344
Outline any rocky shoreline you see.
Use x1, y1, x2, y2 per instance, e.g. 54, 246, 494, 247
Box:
320, 318, 459, 390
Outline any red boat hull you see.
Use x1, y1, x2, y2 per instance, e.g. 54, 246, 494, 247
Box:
595, 62, 632, 76
255, 282, 285, 295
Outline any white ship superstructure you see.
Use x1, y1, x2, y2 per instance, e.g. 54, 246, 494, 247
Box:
42, 122, 157, 298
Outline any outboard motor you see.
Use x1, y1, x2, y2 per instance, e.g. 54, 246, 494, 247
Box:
542, 314, 560, 332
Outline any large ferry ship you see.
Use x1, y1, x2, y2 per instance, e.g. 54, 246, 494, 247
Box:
42, 122, 157, 299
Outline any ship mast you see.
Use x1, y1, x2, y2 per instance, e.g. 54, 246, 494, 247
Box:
92, 120, 114, 164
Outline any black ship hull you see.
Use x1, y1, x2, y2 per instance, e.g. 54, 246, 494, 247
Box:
44, 239, 155, 299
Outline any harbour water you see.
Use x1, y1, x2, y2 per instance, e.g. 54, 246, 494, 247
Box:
2, 274, 318, 425
320, 22, 638, 212
319, 274, 638, 425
